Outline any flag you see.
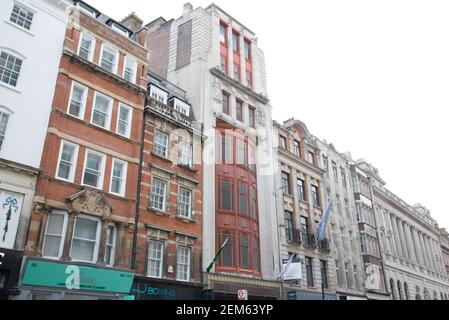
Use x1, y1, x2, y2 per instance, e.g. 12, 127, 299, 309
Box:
206, 237, 229, 273
317, 197, 333, 241
278, 253, 295, 281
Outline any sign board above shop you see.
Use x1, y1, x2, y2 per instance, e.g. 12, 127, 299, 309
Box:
20, 258, 135, 294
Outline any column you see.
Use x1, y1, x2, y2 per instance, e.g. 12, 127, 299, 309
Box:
426, 236, 437, 272
239, 28, 246, 86
227, 22, 234, 79
388, 214, 398, 256
35, 210, 50, 256
404, 225, 417, 264
397, 219, 410, 261
61, 213, 77, 261
419, 232, 430, 269
391, 216, 403, 258
412, 228, 424, 266
97, 219, 110, 266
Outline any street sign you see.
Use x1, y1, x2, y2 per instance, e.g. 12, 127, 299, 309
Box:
121, 295, 135, 300
238, 289, 248, 300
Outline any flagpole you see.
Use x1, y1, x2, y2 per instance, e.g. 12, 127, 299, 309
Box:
206, 237, 229, 273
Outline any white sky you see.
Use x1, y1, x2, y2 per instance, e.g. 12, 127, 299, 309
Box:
88, 0, 449, 230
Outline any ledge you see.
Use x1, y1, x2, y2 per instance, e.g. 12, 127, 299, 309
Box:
147, 207, 171, 217
175, 215, 197, 224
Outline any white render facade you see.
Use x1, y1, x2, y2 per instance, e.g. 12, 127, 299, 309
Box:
360, 162, 449, 300
316, 140, 366, 299
0, 0, 70, 250
144, 3, 280, 295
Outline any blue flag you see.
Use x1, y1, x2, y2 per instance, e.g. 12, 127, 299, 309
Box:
317, 197, 333, 241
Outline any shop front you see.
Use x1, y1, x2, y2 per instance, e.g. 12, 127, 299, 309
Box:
131, 277, 204, 300
0, 248, 23, 300
16, 257, 134, 300
205, 273, 280, 300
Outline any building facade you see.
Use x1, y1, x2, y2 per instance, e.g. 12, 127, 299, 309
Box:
143, 3, 280, 299
317, 141, 366, 300
359, 161, 449, 300
17, 1, 149, 300
130, 69, 204, 300
0, 0, 71, 300
273, 119, 337, 300
439, 228, 449, 293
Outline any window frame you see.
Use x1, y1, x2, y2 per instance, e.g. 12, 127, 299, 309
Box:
0, 110, 10, 151
248, 106, 256, 128
123, 55, 137, 83
176, 246, 191, 282
279, 135, 287, 149
281, 171, 291, 195
77, 31, 96, 62
91, 91, 113, 130
297, 178, 306, 201
232, 30, 240, 53
150, 177, 168, 212
70, 214, 101, 263
55, 140, 79, 183
147, 240, 164, 279
305, 256, 314, 287
104, 223, 117, 267
222, 91, 230, 115
67, 81, 88, 120
109, 158, 127, 197
178, 187, 193, 219
153, 129, 169, 158
0, 50, 23, 88
99, 43, 119, 74
9, 3, 35, 32
82, 149, 106, 190
244, 39, 251, 61
42, 211, 68, 260
236, 99, 243, 122
179, 141, 193, 168
220, 22, 228, 45
116, 103, 132, 138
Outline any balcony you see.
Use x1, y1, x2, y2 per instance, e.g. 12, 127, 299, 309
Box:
146, 96, 192, 128
302, 232, 316, 247
286, 228, 301, 243
318, 239, 330, 251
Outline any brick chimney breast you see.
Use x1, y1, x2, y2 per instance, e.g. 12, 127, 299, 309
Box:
121, 11, 143, 32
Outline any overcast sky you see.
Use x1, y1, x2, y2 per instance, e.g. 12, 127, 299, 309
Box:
88, 0, 449, 230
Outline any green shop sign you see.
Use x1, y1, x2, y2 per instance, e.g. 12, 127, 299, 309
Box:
21, 258, 134, 294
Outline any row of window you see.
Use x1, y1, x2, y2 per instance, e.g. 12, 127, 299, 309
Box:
67, 81, 133, 138
323, 157, 348, 190
217, 229, 260, 272
147, 240, 192, 282
281, 171, 320, 207
77, 31, 138, 84
279, 134, 317, 166
149, 177, 194, 219
216, 131, 257, 172
220, 23, 252, 60
335, 260, 360, 289
285, 211, 310, 241
290, 255, 329, 289
221, 91, 256, 128
216, 178, 258, 220
56, 140, 127, 196
153, 129, 193, 168
43, 211, 116, 265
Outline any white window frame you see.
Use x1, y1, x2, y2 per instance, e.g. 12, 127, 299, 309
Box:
116, 103, 132, 138
123, 56, 137, 84
99, 43, 119, 74
109, 158, 127, 197
176, 246, 191, 282
172, 98, 190, 117
70, 214, 101, 263
0, 49, 23, 88
9, 2, 35, 32
104, 223, 117, 267
153, 130, 169, 158
147, 240, 164, 279
67, 81, 88, 119
91, 91, 113, 130
0, 110, 10, 151
150, 177, 167, 212
82, 149, 106, 190
77, 31, 96, 62
179, 141, 193, 168
77, 2, 97, 17
111, 23, 130, 37
55, 140, 79, 183
42, 211, 68, 260
178, 187, 192, 219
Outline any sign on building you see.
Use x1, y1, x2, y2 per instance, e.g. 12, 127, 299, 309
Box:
282, 258, 302, 280
238, 290, 248, 300
0, 190, 24, 249
365, 264, 381, 290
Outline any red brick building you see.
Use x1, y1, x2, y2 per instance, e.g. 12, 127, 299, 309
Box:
18, 1, 149, 300
130, 72, 204, 300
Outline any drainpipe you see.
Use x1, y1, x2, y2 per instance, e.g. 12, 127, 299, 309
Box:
131, 98, 147, 271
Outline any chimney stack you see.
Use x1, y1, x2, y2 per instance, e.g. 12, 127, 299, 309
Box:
183, 3, 193, 17
121, 11, 143, 32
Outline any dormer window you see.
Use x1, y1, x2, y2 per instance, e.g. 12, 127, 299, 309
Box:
77, 2, 97, 17
169, 97, 190, 117
111, 22, 130, 37
149, 85, 168, 104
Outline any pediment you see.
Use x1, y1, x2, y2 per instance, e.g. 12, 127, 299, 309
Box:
66, 189, 112, 218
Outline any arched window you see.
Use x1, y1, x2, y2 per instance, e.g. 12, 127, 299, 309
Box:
397, 281, 403, 300
440, 292, 444, 300
444, 293, 448, 301
404, 282, 409, 300
423, 288, 430, 300
389, 278, 396, 300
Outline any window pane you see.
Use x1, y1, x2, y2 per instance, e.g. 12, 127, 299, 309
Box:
71, 239, 95, 261
84, 152, 103, 187
74, 218, 98, 240
239, 234, 249, 269
221, 180, 233, 211
148, 241, 163, 277
58, 143, 75, 180
117, 106, 130, 136
154, 131, 169, 157
220, 231, 233, 267
69, 85, 85, 117
10, 5, 34, 30
46, 214, 65, 235
0, 51, 22, 87
43, 235, 62, 257
101, 47, 116, 73
238, 184, 248, 214
92, 96, 110, 128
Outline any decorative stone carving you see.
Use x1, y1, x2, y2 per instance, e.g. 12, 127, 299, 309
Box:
257, 107, 266, 126
66, 189, 112, 218
212, 77, 222, 103
32, 202, 51, 215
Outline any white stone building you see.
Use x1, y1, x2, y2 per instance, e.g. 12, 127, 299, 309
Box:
316, 141, 366, 300
0, 0, 70, 300
144, 3, 280, 299
359, 161, 449, 300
